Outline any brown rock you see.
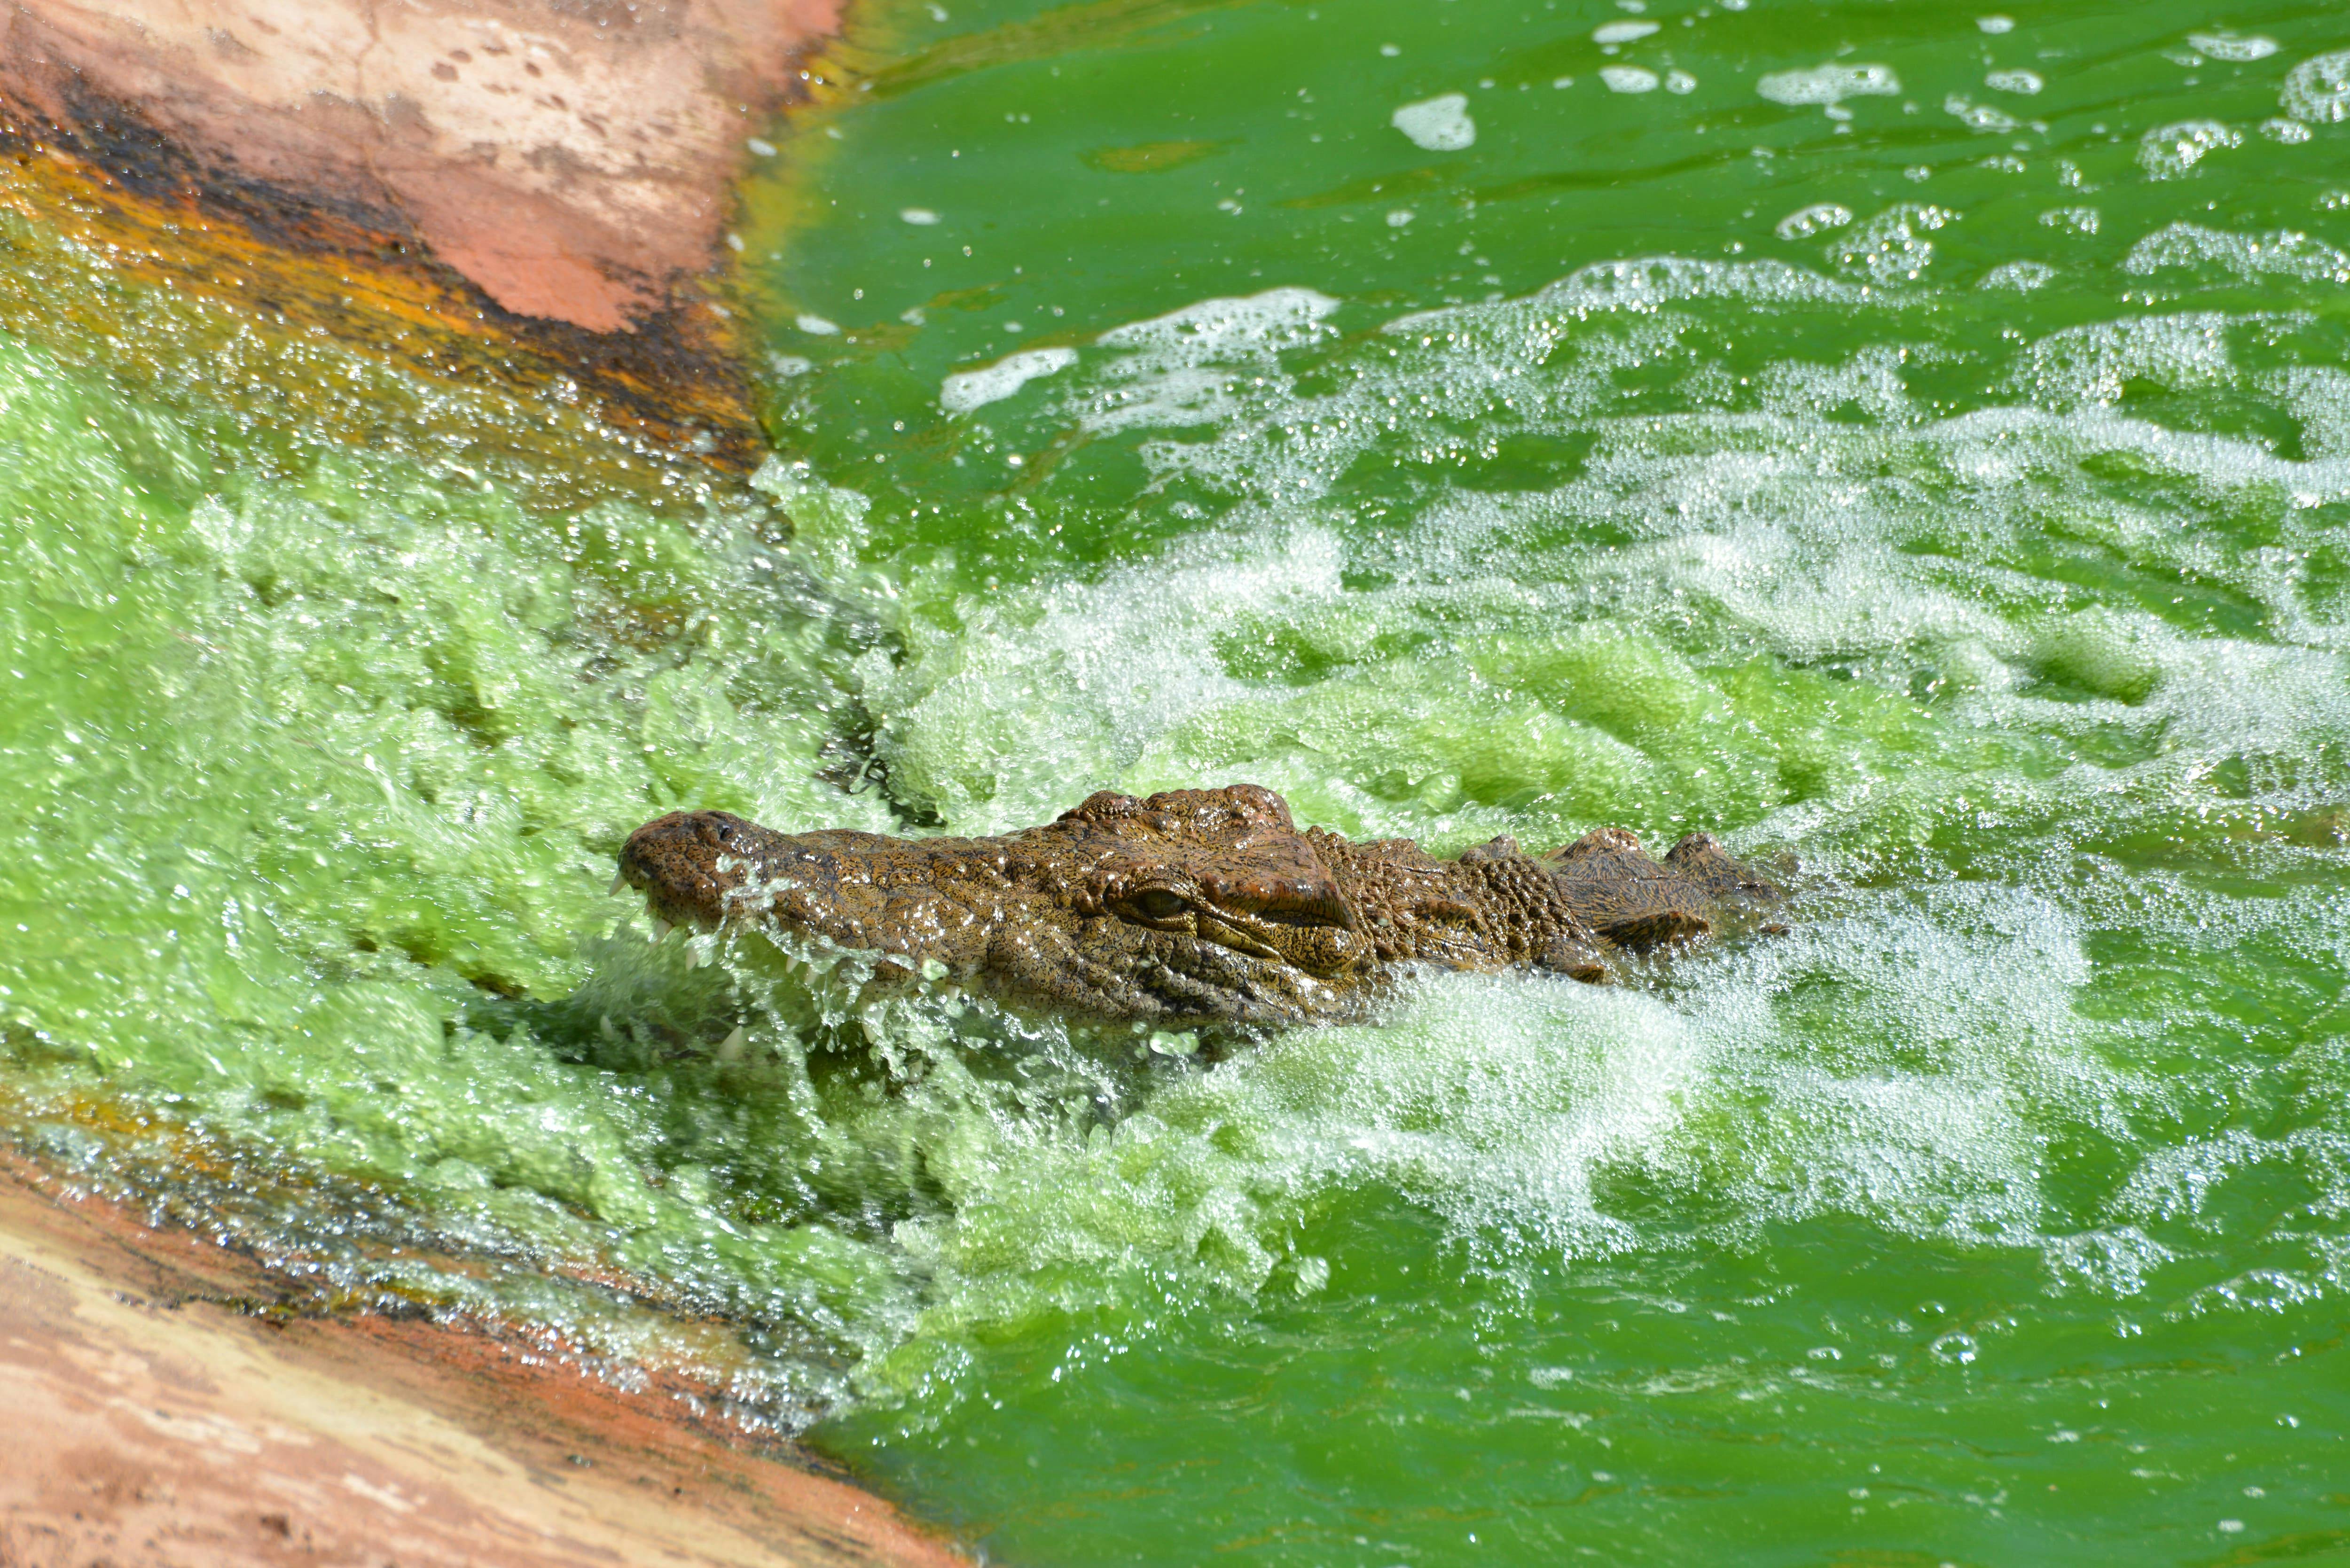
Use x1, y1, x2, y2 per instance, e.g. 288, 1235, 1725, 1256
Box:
0, 1158, 964, 1568
0, 0, 841, 333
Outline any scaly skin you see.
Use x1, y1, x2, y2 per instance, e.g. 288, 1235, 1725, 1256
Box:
618, 785, 1785, 1027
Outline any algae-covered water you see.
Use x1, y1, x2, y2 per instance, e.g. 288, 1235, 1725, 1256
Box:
7, 0, 2350, 1560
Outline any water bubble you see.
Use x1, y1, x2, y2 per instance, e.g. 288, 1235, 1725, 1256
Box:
1977, 15, 2014, 33
796, 312, 842, 335
1826, 203, 1958, 285
2281, 51, 2350, 124
1603, 66, 1661, 94
1981, 260, 2055, 291
2137, 120, 2241, 179
1594, 20, 1660, 44
1386, 210, 1415, 228
2189, 33, 2279, 63
1944, 94, 2020, 133
900, 208, 942, 226
2122, 222, 2350, 284
2262, 118, 2312, 143
1987, 69, 2043, 94
1665, 70, 1699, 95
1047, 285, 1345, 448
1775, 203, 1854, 241
2039, 206, 2099, 235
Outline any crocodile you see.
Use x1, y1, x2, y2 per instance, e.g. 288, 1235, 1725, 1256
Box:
617, 784, 1785, 1028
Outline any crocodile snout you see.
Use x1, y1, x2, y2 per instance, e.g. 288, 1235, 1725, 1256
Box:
619, 810, 763, 929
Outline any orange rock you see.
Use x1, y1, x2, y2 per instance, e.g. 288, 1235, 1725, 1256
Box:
0, 1, 851, 468
0, 0, 840, 333
0, 1155, 965, 1568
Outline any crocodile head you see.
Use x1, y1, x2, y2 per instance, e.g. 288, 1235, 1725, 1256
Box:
618, 784, 1379, 1024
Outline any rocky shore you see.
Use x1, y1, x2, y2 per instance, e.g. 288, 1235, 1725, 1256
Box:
0, 0, 850, 465
0, 1158, 964, 1568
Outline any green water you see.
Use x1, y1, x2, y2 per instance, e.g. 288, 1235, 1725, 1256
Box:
7, 0, 2350, 1560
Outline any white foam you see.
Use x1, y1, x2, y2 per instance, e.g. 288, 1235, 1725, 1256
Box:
763, 244, 2350, 1383
1775, 203, 1853, 241
1072, 287, 1342, 441
939, 346, 1078, 414
2189, 32, 2278, 62
1096, 286, 1343, 354
863, 523, 1349, 829
1757, 64, 1899, 107
2138, 120, 2242, 179
1825, 203, 1958, 286
842, 871, 2152, 1317
1390, 257, 1869, 341
1391, 94, 1476, 151
1981, 260, 2055, 290
2122, 223, 2350, 283
2271, 366, 2350, 460
2283, 51, 2350, 124
1944, 94, 2020, 133
2115, 1129, 2325, 1234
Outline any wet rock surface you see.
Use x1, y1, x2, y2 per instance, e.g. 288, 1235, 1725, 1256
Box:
0, 0, 840, 331
0, 0, 849, 464
0, 1158, 964, 1568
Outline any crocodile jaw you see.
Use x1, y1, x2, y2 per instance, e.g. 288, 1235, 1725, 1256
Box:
614, 806, 1375, 1023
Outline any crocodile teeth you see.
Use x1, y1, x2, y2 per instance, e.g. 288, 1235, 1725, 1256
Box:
609, 873, 627, 897
650, 916, 673, 942
716, 1026, 747, 1062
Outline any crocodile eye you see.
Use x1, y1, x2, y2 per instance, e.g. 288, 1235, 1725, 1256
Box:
1132, 889, 1188, 921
